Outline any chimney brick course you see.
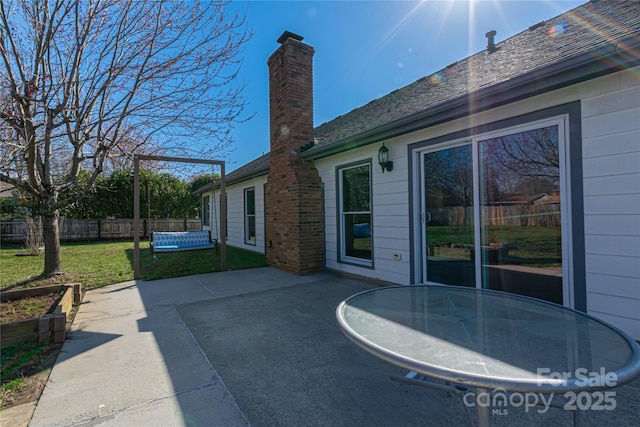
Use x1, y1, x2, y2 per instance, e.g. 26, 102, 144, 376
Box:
265, 33, 324, 275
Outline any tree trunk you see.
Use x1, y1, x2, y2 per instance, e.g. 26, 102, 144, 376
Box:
42, 210, 62, 276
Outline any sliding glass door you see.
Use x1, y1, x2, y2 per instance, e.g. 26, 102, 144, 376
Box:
420, 119, 567, 305
477, 125, 563, 303
422, 144, 476, 287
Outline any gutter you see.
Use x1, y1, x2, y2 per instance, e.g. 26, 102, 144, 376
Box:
302, 33, 640, 161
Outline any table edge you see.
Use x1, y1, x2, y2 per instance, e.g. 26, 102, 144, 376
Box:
336, 284, 640, 393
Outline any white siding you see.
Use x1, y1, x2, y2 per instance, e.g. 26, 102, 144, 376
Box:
581, 73, 640, 340
314, 66, 640, 339
315, 145, 412, 284
202, 175, 267, 254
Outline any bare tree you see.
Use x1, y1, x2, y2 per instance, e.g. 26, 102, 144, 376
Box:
0, 0, 250, 276
487, 126, 560, 192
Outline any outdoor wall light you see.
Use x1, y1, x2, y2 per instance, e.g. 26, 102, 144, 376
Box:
378, 143, 393, 173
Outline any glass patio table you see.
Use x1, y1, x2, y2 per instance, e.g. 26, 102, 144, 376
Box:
336, 285, 640, 426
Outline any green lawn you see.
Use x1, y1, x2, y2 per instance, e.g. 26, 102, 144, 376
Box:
1, 240, 267, 408
0, 240, 267, 290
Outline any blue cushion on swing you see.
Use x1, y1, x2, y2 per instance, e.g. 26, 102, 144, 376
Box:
151, 231, 217, 253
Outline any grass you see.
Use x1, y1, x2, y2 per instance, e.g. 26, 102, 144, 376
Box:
1, 241, 135, 290
1, 240, 267, 409
1, 240, 267, 291
0, 341, 48, 383
0, 339, 55, 409
10, 298, 49, 316
1, 376, 26, 405
140, 245, 267, 280
0, 291, 62, 323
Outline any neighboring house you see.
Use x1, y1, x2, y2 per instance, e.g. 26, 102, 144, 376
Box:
197, 1, 640, 339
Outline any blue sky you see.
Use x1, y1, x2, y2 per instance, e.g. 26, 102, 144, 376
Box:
224, 0, 587, 172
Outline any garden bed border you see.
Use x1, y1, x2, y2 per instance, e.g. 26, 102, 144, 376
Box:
1, 283, 82, 346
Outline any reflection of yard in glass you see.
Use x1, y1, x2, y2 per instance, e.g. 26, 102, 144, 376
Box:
353, 237, 371, 251
427, 225, 561, 267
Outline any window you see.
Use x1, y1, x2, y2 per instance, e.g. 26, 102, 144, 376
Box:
202, 196, 210, 227
244, 188, 256, 244
338, 162, 372, 266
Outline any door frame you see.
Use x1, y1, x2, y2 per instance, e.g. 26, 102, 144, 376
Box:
408, 102, 586, 311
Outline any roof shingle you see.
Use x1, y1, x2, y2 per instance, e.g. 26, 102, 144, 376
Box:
200, 0, 639, 190
309, 1, 640, 152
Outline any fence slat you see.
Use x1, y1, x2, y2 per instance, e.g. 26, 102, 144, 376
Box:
0, 218, 201, 243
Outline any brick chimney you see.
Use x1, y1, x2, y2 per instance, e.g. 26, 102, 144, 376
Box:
264, 31, 324, 275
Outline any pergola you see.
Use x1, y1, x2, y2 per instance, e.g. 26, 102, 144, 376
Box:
133, 154, 226, 279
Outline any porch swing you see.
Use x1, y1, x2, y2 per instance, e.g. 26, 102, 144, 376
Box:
133, 154, 227, 279
148, 171, 217, 254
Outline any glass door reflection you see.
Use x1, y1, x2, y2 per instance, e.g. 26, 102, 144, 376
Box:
421, 123, 565, 305
478, 125, 563, 304
423, 144, 475, 287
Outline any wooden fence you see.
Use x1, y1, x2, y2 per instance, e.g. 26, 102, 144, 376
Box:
0, 218, 201, 243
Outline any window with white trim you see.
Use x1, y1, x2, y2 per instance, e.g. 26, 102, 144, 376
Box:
202, 195, 210, 227
338, 162, 372, 266
244, 188, 256, 244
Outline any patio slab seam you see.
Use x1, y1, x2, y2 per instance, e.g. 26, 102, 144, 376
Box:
170, 304, 250, 425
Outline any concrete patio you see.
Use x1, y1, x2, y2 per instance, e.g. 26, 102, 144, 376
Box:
17, 267, 640, 426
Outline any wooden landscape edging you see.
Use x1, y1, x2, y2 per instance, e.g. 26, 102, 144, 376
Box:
1, 283, 82, 346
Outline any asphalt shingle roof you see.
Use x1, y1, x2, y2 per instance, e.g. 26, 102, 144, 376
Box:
225, 152, 270, 183
195, 152, 270, 193
309, 0, 640, 152
198, 0, 639, 191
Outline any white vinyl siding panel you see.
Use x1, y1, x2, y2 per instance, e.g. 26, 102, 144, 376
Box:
373, 149, 411, 284
587, 293, 640, 321
581, 69, 640, 339
586, 255, 640, 280
202, 175, 267, 254
586, 273, 640, 297
582, 129, 639, 158
583, 152, 640, 177
585, 215, 640, 236
582, 108, 640, 137
583, 173, 640, 196
584, 194, 640, 216
582, 86, 640, 117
